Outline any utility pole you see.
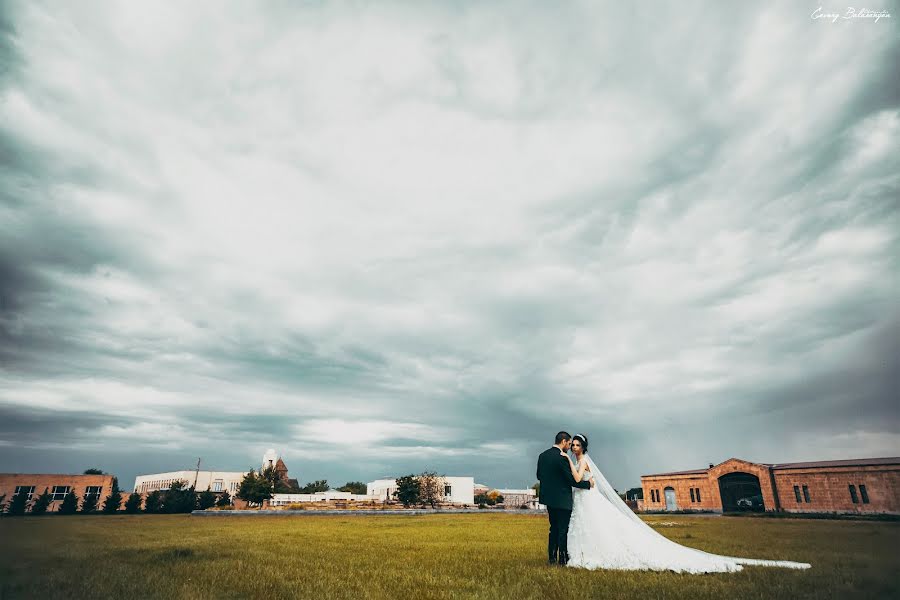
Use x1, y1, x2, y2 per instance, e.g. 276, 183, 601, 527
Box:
193, 457, 201, 490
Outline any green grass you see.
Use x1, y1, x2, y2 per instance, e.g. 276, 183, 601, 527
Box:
0, 514, 897, 599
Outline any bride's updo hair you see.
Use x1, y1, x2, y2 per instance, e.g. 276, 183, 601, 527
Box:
573, 433, 588, 452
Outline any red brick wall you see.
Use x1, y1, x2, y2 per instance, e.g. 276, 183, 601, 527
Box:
641, 460, 900, 514
0, 473, 116, 512
641, 474, 718, 511
774, 465, 900, 514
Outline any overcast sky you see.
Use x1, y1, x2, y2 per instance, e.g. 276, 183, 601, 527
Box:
1, 1, 898, 492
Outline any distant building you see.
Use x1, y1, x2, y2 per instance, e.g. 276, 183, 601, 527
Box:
641, 457, 900, 514
493, 488, 537, 508
367, 476, 475, 505
269, 491, 372, 506
133, 470, 246, 496
134, 449, 297, 496
0, 472, 116, 512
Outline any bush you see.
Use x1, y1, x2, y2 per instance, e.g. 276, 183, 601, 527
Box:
102, 478, 123, 514
59, 491, 79, 515
394, 475, 420, 508
31, 488, 53, 514
7, 491, 29, 516
197, 488, 216, 510
144, 491, 162, 514
80, 493, 99, 513
124, 493, 143, 514
286, 504, 306, 510
161, 482, 196, 514
216, 490, 232, 508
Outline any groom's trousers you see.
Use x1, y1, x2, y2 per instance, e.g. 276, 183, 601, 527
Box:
546, 507, 572, 564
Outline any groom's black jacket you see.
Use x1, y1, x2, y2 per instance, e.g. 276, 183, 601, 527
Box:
536, 447, 591, 510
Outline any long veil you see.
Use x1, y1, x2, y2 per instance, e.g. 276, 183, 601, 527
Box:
582, 453, 811, 570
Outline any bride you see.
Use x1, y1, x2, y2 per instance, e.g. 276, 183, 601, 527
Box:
561, 434, 811, 573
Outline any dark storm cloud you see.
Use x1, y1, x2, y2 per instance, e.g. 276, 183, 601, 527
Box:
0, 0, 897, 490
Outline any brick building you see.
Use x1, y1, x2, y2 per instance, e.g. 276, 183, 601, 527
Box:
641, 457, 899, 514
0, 473, 117, 512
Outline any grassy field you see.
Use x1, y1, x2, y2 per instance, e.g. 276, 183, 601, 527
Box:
0, 513, 897, 599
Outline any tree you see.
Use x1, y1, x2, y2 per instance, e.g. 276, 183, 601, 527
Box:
216, 490, 232, 507
298, 480, 330, 494
418, 472, 446, 509
124, 493, 143, 514
59, 491, 79, 515
197, 488, 216, 510
337, 482, 367, 495
7, 490, 29, 516
237, 470, 271, 507
83, 468, 105, 475
80, 492, 99, 513
487, 490, 504, 505
474, 493, 492, 507
31, 488, 52, 514
161, 481, 196, 514
144, 490, 162, 514
394, 475, 420, 507
102, 478, 123, 514
260, 465, 297, 494
532, 482, 540, 497
0, 494, 6, 514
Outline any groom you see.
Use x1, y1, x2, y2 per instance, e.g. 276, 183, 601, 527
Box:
536, 431, 594, 565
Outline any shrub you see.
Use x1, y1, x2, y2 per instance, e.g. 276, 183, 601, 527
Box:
144, 490, 162, 514
80, 493, 99, 513
216, 490, 232, 508
102, 478, 123, 513
7, 491, 29, 516
59, 491, 79, 515
31, 488, 53, 514
197, 488, 216, 510
124, 492, 143, 514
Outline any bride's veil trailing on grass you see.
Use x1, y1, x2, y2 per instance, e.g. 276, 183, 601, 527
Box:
582, 453, 811, 570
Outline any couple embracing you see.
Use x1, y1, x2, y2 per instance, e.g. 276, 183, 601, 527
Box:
536, 431, 811, 573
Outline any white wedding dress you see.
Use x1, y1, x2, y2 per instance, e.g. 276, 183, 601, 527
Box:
566, 453, 811, 573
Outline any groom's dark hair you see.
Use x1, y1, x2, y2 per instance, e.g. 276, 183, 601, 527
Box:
555, 431, 571, 444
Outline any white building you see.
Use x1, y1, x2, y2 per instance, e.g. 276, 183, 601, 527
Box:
269, 491, 373, 506
133, 470, 246, 495
367, 476, 475, 505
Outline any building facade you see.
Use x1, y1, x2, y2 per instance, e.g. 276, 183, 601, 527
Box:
0, 473, 116, 512
367, 476, 475, 505
133, 470, 246, 496
493, 488, 537, 508
641, 457, 900, 514
269, 491, 372, 506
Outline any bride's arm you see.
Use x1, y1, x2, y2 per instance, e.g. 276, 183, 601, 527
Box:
563, 453, 582, 482
577, 459, 589, 481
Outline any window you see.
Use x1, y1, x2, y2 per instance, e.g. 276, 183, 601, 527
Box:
860, 485, 869, 504
690, 488, 696, 502
695, 488, 701, 502
14, 485, 36, 500
212, 481, 223, 492
51, 486, 70, 501
848, 485, 858, 504
794, 485, 802, 502
802, 485, 810, 503
85, 486, 103, 498
444, 485, 452, 497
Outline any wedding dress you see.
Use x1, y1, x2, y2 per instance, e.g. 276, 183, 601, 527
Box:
566, 453, 811, 573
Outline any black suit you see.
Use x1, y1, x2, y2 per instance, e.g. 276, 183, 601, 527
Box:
536, 446, 591, 564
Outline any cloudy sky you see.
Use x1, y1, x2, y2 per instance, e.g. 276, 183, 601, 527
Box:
1, 1, 898, 492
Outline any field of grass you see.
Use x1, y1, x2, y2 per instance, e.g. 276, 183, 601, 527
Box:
0, 513, 897, 599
